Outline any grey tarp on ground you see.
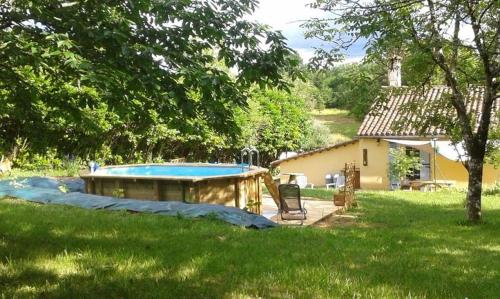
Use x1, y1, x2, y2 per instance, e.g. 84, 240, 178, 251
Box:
0, 177, 277, 229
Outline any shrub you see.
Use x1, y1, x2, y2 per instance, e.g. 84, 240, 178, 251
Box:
388, 147, 422, 184
483, 182, 500, 196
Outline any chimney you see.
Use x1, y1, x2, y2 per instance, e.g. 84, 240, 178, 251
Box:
388, 55, 402, 87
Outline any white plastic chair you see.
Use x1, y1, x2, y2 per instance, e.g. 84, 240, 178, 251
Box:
326, 173, 345, 189
296, 175, 314, 189
325, 173, 335, 189
336, 174, 346, 188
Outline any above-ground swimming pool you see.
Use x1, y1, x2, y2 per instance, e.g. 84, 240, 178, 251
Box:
80, 163, 269, 214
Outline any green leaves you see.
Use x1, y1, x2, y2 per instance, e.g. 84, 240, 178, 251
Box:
389, 147, 422, 182
235, 87, 323, 165
303, 0, 498, 143
0, 0, 300, 163
310, 63, 384, 119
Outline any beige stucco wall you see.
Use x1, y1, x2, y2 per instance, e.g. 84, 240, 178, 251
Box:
481, 164, 500, 187
277, 142, 359, 187
277, 139, 390, 189
434, 154, 500, 187
357, 138, 500, 188
276, 137, 500, 190
357, 139, 391, 190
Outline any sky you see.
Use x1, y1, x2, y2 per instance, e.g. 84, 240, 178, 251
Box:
249, 0, 366, 63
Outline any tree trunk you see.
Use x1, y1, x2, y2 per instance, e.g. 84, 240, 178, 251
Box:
466, 156, 484, 222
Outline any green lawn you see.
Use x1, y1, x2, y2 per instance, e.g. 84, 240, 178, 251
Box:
300, 187, 337, 200
312, 108, 361, 143
1, 191, 500, 298
263, 186, 336, 201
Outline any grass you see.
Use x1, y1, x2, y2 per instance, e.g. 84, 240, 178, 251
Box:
311, 108, 352, 116
300, 187, 336, 200
311, 108, 361, 143
1, 191, 500, 298
262, 186, 336, 201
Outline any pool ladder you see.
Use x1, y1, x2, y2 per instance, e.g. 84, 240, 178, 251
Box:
241, 147, 259, 170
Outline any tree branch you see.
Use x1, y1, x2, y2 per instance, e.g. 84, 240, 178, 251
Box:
450, 1, 460, 72
425, 0, 474, 144
465, 0, 496, 146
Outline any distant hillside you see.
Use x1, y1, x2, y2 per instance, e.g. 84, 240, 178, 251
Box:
311, 109, 361, 144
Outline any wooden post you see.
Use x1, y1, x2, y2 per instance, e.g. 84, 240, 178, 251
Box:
115, 179, 124, 198
236, 179, 246, 209
96, 179, 103, 195
256, 175, 262, 214
263, 172, 280, 207
234, 178, 240, 208
194, 182, 201, 203
86, 179, 96, 194
91, 180, 95, 194
153, 180, 161, 201
182, 181, 187, 202
84, 179, 89, 193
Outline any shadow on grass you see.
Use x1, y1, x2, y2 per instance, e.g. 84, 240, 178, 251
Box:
0, 192, 499, 298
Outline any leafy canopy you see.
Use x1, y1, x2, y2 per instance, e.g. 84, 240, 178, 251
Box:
0, 0, 300, 161
235, 88, 329, 166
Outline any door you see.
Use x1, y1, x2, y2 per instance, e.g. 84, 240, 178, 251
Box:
420, 150, 431, 181
388, 142, 400, 189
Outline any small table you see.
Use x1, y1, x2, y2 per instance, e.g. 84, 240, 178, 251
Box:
408, 180, 455, 191
283, 173, 305, 184
326, 183, 336, 190
282, 173, 314, 189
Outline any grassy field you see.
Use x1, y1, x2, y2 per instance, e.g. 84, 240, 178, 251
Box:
297, 187, 336, 200
312, 108, 361, 143
1, 191, 499, 298
262, 186, 336, 201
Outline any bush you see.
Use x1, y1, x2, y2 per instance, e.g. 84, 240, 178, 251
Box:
14, 148, 62, 171
483, 182, 500, 196
310, 63, 384, 120
388, 147, 422, 185
235, 88, 326, 165
13, 148, 85, 176
301, 120, 332, 151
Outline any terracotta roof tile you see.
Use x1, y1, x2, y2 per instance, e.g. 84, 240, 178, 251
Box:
357, 86, 498, 137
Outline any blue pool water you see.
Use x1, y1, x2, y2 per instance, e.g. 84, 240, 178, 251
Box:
94, 165, 247, 177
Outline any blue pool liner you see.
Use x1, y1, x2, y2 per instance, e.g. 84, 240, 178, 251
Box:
0, 177, 277, 229
94, 164, 248, 177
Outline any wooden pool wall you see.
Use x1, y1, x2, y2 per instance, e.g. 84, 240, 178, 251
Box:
81, 164, 268, 215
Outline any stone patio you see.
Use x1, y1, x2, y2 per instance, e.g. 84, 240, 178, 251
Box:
261, 195, 343, 226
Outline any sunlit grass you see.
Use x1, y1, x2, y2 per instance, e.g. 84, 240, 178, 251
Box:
311, 108, 351, 116
300, 187, 336, 200
263, 187, 336, 201
1, 191, 500, 298
311, 108, 361, 142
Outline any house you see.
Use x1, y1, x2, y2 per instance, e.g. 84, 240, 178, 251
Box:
271, 60, 499, 190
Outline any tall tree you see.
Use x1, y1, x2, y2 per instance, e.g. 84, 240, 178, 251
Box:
235, 88, 321, 166
309, 63, 385, 119
0, 0, 300, 160
304, 0, 499, 222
